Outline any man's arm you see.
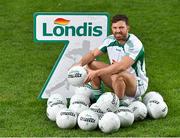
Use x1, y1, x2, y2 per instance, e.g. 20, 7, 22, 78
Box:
77, 48, 104, 66
84, 56, 135, 83
98, 56, 135, 75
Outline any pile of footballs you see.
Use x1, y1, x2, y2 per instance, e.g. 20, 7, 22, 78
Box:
47, 91, 168, 133
46, 66, 168, 133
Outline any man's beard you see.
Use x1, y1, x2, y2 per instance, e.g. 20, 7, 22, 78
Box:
114, 32, 127, 41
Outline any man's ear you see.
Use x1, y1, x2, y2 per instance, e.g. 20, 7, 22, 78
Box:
127, 25, 130, 31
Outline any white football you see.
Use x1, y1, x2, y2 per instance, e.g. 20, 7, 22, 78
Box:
97, 92, 119, 112
78, 109, 99, 131
69, 100, 89, 116
90, 103, 104, 118
129, 101, 147, 121
70, 94, 90, 106
143, 91, 164, 105
120, 96, 137, 106
147, 99, 168, 119
67, 66, 87, 87
56, 108, 77, 129
47, 93, 67, 107
74, 86, 92, 98
115, 106, 134, 127
98, 112, 120, 133
46, 105, 66, 121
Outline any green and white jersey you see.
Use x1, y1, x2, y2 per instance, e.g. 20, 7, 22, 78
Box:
98, 33, 148, 85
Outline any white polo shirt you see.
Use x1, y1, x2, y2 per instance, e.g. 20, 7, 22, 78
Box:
98, 33, 148, 86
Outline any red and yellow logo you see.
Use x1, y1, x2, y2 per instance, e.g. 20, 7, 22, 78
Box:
54, 18, 70, 25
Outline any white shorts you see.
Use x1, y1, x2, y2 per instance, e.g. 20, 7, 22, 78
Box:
135, 77, 148, 98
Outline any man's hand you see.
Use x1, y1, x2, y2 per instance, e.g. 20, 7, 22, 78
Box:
84, 69, 99, 84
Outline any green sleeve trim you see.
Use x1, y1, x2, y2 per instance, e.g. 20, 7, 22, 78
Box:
132, 47, 144, 76
99, 46, 107, 53
135, 47, 144, 62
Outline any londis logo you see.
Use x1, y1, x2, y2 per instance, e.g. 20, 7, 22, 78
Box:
43, 18, 103, 37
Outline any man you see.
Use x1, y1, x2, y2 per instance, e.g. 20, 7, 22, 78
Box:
76, 14, 148, 104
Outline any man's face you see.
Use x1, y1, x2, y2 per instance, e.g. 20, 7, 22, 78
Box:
111, 21, 129, 41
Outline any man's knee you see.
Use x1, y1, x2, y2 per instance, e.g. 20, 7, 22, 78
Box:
87, 60, 109, 70
118, 71, 129, 78
118, 71, 136, 83
87, 60, 97, 69
111, 74, 124, 84
118, 72, 137, 97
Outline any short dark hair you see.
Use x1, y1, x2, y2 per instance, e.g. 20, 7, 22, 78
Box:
111, 14, 129, 25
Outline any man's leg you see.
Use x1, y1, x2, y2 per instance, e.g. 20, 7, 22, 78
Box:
85, 61, 111, 102
87, 60, 122, 90
87, 61, 137, 99
87, 61, 111, 89
111, 71, 137, 99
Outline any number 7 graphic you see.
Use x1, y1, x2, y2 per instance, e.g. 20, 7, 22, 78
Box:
33, 12, 109, 99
